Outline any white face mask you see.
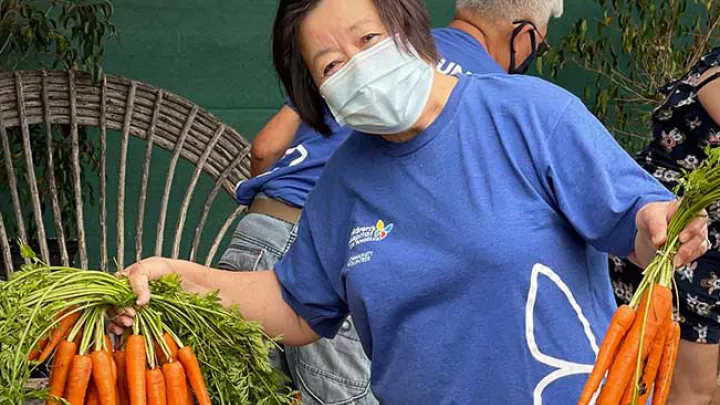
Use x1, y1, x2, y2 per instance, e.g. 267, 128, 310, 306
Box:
319, 36, 434, 135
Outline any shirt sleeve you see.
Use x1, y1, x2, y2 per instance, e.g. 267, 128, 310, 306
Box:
540, 99, 675, 257
284, 97, 298, 113
273, 210, 349, 338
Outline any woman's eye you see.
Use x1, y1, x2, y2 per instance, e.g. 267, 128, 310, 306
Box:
361, 33, 379, 44
323, 61, 340, 77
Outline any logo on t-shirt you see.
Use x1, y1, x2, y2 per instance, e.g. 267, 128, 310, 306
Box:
348, 220, 394, 250
526, 264, 598, 404
436, 58, 472, 76
255, 144, 309, 179
346, 220, 394, 269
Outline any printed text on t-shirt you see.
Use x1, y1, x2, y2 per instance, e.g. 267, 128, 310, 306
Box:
348, 220, 394, 250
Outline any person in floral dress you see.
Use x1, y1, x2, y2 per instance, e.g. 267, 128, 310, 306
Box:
610, 47, 720, 405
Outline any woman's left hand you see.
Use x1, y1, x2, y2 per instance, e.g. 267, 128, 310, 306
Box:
633, 200, 710, 268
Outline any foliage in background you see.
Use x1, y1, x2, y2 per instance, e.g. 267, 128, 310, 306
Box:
541, 0, 720, 153
0, 0, 115, 79
0, 0, 115, 241
0, 125, 100, 239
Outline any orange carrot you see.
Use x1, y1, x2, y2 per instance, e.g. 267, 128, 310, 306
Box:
91, 349, 118, 405
86, 381, 100, 405
597, 285, 673, 405
114, 350, 130, 405
621, 325, 669, 405
177, 346, 210, 405
104, 335, 118, 383
153, 342, 163, 365
46, 339, 78, 405
162, 362, 189, 405
578, 305, 636, 405
146, 369, 167, 405
652, 322, 681, 405
126, 335, 147, 405
28, 351, 41, 362
155, 334, 178, 365
105, 335, 114, 353
73, 331, 83, 346
111, 355, 118, 383
63, 354, 93, 405
38, 310, 81, 364
28, 349, 40, 362
29, 337, 49, 361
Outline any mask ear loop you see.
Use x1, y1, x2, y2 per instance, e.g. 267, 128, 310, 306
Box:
510, 20, 538, 74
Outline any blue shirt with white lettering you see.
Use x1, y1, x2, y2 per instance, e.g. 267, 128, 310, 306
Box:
274, 74, 674, 404
235, 27, 504, 207
434, 27, 504, 76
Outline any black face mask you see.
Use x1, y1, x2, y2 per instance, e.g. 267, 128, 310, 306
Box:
509, 20, 545, 75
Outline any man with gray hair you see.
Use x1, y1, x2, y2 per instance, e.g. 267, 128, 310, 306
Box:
450, 0, 563, 74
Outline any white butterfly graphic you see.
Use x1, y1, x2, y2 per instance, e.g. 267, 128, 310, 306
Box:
525, 264, 600, 405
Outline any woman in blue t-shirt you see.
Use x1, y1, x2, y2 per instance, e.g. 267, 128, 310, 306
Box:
218, 3, 527, 403
114, 0, 711, 402
217, 5, 511, 404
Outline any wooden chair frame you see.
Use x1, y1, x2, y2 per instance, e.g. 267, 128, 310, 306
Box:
0, 70, 252, 274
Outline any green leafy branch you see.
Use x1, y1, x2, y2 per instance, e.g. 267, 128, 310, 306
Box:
541, 0, 720, 153
0, 0, 114, 248
0, 0, 116, 80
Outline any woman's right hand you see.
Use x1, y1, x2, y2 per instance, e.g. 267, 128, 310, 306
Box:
108, 257, 175, 335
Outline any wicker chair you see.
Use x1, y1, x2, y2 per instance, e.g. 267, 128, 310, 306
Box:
0, 70, 252, 276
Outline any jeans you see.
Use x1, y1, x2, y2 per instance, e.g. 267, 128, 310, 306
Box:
218, 212, 378, 405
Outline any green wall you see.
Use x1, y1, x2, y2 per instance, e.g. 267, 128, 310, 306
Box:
61, 0, 603, 268
103, 0, 597, 136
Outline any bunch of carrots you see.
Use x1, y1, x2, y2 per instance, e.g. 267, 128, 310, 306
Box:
579, 147, 720, 405
0, 254, 296, 405
30, 303, 212, 405
578, 260, 678, 405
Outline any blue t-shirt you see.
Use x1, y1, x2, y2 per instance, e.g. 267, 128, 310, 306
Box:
274, 74, 674, 404
434, 27, 503, 75
235, 107, 350, 207
235, 27, 504, 207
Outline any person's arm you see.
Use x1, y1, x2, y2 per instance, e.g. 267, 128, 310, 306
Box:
113, 206, 348, 345
251, 105, 302, 177
698, 67, 720, 126
113, 257, 320, 346
538, 98, 708, 268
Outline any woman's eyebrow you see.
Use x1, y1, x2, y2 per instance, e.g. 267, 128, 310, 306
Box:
309, 18, 375, 65
349, 18, 373, 33
312, 48, 337, 65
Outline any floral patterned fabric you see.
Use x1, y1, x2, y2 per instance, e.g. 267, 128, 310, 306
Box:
610, 47, 720, 344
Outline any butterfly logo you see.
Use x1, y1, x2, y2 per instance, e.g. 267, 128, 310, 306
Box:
375, 220, 394, 240
526, 264, 600, 405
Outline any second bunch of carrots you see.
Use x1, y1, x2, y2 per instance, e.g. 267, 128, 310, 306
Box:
34, 305, 212, 405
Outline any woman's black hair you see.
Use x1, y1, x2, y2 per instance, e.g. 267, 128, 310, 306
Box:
272, 0, 437, 136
